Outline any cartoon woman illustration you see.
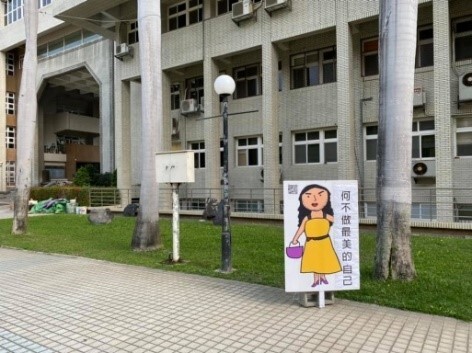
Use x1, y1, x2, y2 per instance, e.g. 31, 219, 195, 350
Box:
290, 184, 341, 287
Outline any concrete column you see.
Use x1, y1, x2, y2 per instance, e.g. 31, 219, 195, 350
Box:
336, 1, 357, 181
115, 80, 132, 203
98, 40, 115, 174
130, 81, 142, 187
261, 28, 280, 214
203, 56, 221, 197
433, 0, 454, 222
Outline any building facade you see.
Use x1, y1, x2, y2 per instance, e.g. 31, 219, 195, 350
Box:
1, 0, 472, 222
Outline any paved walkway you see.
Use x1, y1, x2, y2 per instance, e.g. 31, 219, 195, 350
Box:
0, 248, 470, 353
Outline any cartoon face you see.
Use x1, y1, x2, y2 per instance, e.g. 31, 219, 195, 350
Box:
301, 187, 329, 211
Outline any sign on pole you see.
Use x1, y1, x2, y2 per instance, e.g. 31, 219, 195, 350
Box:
284, 180, 360, 293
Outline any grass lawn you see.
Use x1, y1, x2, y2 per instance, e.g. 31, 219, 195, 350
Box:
0, 214, 470, 321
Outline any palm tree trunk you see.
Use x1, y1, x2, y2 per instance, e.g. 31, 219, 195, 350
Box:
12, 0, 38, 235
375, 0, 417, 280
131, 0, 163, 250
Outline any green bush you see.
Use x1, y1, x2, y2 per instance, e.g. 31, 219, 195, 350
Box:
73, 167, 92, 186
30, 186, 90, 206
74, 166, 117, 187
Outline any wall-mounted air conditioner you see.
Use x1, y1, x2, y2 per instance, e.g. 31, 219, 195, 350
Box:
412, 160, 436, 178
265, 0, 289, 13
413, 87, 426, 107
459, 72, 472, 102
232, 0, 254, 23
180, 99, 198, 115
115, 43, 132, 59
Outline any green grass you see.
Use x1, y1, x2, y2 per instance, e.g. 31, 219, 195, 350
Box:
0, 215, 471, 321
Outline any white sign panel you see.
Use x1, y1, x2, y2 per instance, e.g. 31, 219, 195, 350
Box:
155, 150, 195, 184
284, 181, 360, 292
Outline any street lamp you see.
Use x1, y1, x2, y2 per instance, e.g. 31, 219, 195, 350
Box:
214, 74, 236, 273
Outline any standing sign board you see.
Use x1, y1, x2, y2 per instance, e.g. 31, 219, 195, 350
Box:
284, 180, 360, 293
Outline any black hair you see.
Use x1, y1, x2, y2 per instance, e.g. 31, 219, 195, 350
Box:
297, 184, 334, 226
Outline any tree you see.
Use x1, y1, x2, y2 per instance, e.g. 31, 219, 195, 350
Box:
131, 0, 163, 250
12, 0, 38, 235
375, 0, 418, 280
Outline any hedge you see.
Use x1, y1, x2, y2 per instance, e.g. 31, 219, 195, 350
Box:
30, 186, 90, 207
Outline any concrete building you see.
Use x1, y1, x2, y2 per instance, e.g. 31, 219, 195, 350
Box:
1, 0, 472, 223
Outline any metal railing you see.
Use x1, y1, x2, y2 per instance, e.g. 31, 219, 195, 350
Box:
87, 186, 472, 226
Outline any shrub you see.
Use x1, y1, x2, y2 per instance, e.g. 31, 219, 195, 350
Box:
74, 166, 117, 187
30, 186, 90, 206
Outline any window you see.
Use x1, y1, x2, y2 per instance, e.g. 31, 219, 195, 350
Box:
278, 61, 283, 92
364, 120, 435, 160
5, 0, 23, 25
168, 0, 203, 31
279, 134, 283, 165
237, 136, 263, 166
6, 161, 15, 187
128, 21, 139, 44
416, 26, 434, 68
190, 141, 205, 168
455, 204, 472, 222
220, 139, 224, 167
64, 31, 82, 51
19, 54, 24, 69
412, 203, 436, 220
454, 17, 472, 61
456, 117, 472, 157
185, 76, 204, 104
6, 52, 14, 76
171, 83, 180, 110
362, 38, 379, 77
234, 64, 262, 99
6, 92, 15, 115
217, 0, 238, 15
364, 125, 378, 161
180, 198, 206, 210
291, 48, 336, 89
234, 200, 264, 213
6, 126, 15, 149
412, 120, 435, 159
293, 129, 337, 164
38, 0, 51, 8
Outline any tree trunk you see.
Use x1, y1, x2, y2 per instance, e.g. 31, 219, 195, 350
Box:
12, 0, 38, 235
375, 0, 417, 280
131, 0, 163, 250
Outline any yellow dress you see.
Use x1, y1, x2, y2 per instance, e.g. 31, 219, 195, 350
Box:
301, 218, 342, 274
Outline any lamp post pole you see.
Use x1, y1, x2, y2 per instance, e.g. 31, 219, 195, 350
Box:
214, 75, 235, 273
221, 94, 231, 272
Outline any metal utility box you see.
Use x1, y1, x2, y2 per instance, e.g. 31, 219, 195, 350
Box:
155, 150, 195, 184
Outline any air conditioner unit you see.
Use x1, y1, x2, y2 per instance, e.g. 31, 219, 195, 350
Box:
180, 98, 198, 115
232, 0, 254, 23
413, 87, 426, 107
265, 0, 289, 13
412, 160, 436, 178
115, 43, 131, 58
459, 72, 472, 102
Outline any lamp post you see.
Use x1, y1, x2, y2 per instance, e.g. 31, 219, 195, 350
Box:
214, 74, 236, 273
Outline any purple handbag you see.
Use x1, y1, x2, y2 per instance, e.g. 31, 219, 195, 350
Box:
286, 242, 303, 259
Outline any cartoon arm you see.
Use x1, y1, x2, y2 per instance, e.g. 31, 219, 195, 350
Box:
291, 217, 307, 245
326, 214, 334, 223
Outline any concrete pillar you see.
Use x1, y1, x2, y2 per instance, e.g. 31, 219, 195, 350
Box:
261, 26, 280, 214
336, 1, 357, 181
115, 80, 132, 203
433, 0, 454, 222
130, 81, 142, 187
99, 40, 115, 174
162, 72, 172, 151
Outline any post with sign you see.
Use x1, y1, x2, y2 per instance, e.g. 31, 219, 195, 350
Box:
283, 180, 360, 308
155, 151, 195, 262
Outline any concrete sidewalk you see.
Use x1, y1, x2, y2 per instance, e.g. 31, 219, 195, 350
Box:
0, 248, 470, 353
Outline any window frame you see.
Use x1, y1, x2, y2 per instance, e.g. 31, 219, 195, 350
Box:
456, 117, 472, 157
6, 161, 15, 187
233, 63, 262, 99
128, 21, 139, 44
292, 129, 338, 165
168, 0, 203, 32
6, 52, 15, 76
189, 141, 206, 169
364, 125, 378, 161
453, 17, 472, 62
5, 126, 15, 149
412, 120, 435, 159
6, 92, 15, 115
416, 25, 434, 68
171, 83, 180, 110
236, 136, 263, 167
185, 76, 204, 105
290, 47, 336, 89
361, 37, 379, 77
